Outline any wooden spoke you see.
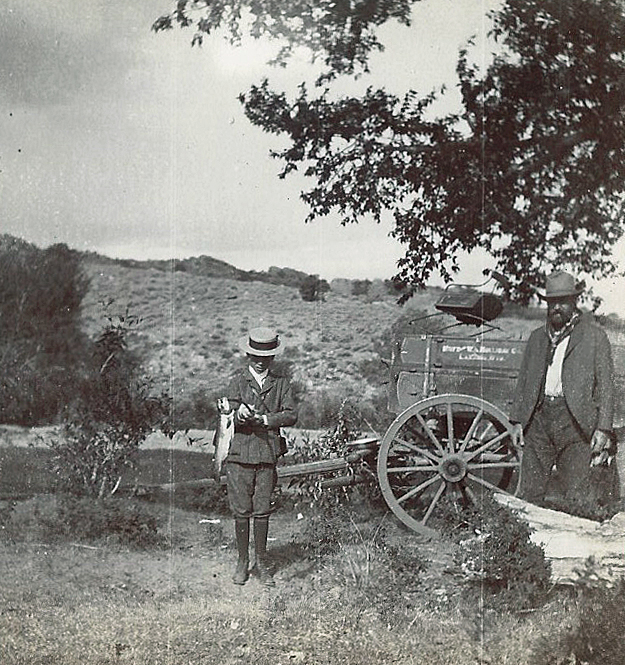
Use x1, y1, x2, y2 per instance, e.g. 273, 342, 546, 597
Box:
466, 473, 506, 494
459, 408, 484, 452
391, 437, 441, 465
465, 429, 511, 462
421, 481, 446, 525
413, 411, 445, 455
386, 465, 438, 474
467, 462, 520, 471
396, 473, 440, 505
464, 484, 479, 507
446, 402, 455, 453
478, 421, 496, 441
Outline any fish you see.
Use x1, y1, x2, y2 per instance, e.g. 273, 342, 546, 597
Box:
213, 397, 235, 477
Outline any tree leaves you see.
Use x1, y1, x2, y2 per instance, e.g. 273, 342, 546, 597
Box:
156, 0, 625, 303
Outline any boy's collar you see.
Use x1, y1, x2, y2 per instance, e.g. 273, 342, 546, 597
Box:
248, 365, 269, 383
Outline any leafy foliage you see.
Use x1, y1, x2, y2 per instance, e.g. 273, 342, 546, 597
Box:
152, 0, 416, 82
156, 0, 625, 302
0, 242, 90, 424
49, 306, 173, 499
287, 400, 382, 513
440, 493, 552, 611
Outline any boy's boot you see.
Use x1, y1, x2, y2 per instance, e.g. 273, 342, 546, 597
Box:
253, 516, 274, 587
232, 518, 250, 585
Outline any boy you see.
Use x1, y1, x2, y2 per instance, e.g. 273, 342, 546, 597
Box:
224, 327, 297, 586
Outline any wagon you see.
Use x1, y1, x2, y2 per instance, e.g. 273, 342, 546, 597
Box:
279, 272, 527, 537
376, 276, 525, 536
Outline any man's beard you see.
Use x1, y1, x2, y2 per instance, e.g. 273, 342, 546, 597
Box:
548, 312, 567, 330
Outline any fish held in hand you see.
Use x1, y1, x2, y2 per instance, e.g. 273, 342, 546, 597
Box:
213, 397, 234, 477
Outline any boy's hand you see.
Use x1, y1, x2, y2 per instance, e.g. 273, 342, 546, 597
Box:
236, 404, 266, 427
237, 403, 255, 422
248, 414, 266, 427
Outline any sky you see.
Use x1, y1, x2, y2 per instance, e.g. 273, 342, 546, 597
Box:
1, 0, 624, 315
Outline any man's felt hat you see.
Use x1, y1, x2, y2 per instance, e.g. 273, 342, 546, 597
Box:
539, 271, 584, 300
238, 327, 282, 356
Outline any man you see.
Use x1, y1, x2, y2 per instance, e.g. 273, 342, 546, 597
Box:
224, 327, 297, 586
510, 271, 619, 511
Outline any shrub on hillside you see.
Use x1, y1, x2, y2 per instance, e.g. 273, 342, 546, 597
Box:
295, 390, 346, 429
299, 274, 330, 302
358, 356, 389, 387
295, 387, 392, 432
351, 279, 371, 296
172, 387, 220, 430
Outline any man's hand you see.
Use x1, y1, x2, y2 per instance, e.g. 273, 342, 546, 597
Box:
590, 429, 611, 454
511, 423, 524, 448
590, 429, 613, 467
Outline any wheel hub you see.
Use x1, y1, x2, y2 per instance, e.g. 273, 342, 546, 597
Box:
439, 455, 468, 482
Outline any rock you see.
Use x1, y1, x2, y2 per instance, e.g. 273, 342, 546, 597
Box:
495, 493, 625, 584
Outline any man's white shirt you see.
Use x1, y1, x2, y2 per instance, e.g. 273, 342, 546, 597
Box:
544, 336, 569, 397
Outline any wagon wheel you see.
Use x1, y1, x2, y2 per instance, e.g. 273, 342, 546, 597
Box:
377, 394, 522, 537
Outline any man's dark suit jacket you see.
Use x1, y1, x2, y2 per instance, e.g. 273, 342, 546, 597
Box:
510, 314, 614, 439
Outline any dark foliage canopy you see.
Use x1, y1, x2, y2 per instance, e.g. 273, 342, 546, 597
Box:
155, 0, 625, 302
0, 242, 90, 423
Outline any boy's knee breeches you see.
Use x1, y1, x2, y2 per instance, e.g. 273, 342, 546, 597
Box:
226, 462, 277, 518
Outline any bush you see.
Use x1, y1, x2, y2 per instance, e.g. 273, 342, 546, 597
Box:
531, 576, 625, 665
172, 388, 220, 430
287, 402, 384, 524
351, 279, 371, 296
49, 306, 173, 498
299, 274, 330, 302
440, 493, 552, 611
39, 495, 165, 549
0, 242, 90, 424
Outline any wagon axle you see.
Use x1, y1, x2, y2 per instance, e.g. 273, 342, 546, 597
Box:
439, 455, 468, 483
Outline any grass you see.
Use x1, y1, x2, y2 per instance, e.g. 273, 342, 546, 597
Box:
0, 442, 214, 498
1, 416, 620, 664
0, 495, 584, 665
0, 446, 56, 496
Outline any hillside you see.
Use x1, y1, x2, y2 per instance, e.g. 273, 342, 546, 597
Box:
3, 234, 621, 427
80, 249, 316, 288
80, 256, 549, 428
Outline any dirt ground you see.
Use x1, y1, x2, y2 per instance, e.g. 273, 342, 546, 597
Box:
1, 497, 474, 665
